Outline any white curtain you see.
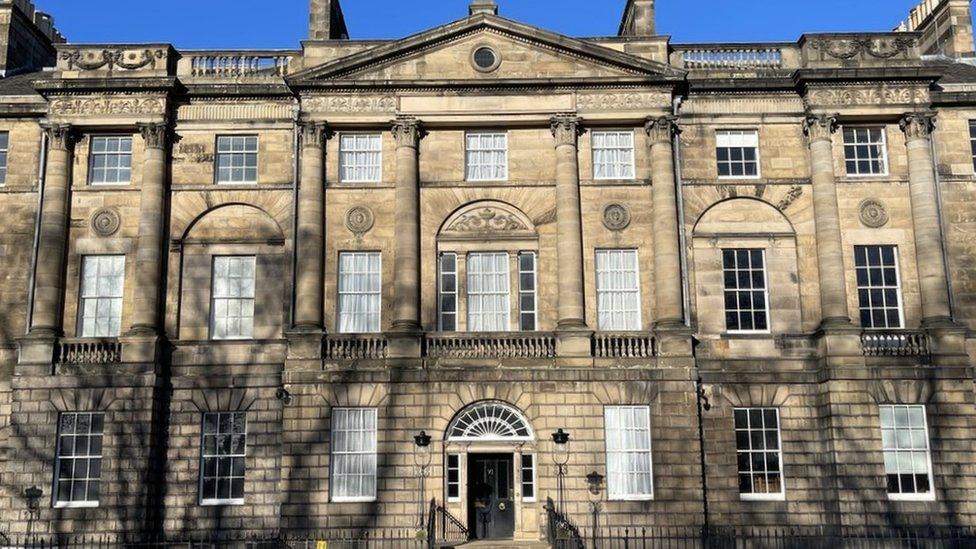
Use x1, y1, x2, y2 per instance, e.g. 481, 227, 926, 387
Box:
605, 406, 653, 499
332, 408, 378, 500
340, 134, 382, 183
211, 256, 256, 340
467, 252, 510, 332
338, 252, 382, 333
596, 250, 641, 331
465, 132, 508, 181
80, 255, 126, 337
592, 131, 635, 179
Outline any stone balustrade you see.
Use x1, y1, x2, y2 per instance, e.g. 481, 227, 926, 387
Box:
592, 332, 656, 358
861, 330, 930, 357
180, 51, 299, 80
677, 46, 787, 70
425, 332, 557, 359
55, 338, 123, 366
325, 334, 388, 360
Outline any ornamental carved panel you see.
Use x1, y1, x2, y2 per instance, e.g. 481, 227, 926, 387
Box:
805, 85, 930, 107
577, 91, 671, 112
49, 95, 167, 118
302, 95, 398, 114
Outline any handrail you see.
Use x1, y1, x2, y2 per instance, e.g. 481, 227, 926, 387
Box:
545, 497, 585, 549
427, 498, 468, 548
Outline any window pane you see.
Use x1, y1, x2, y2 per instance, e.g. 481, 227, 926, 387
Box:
854, 245, 903, 329
843, 127, 888, 176
215, 136, 259, 184
338, 252, 382, 333
716, 130, 760, 179
79, 256, 126, 338
734, 408, 785, 496
89, 137, 133, 185
466, 132, 508, 181
467, 252, 511, 332
340, 134, 382, 183
55, 412, 105, 505
879, 405, 933, 497
604, 406, 653, 499
211, 256, 256, 339
722, 249, 769, 332
199, 412, 247, 504
596, 250, 641, 331
332, 408, 378, 500
592, 131, 635, 180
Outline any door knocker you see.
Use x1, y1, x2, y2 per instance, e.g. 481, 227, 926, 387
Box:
498, 502, 507, 511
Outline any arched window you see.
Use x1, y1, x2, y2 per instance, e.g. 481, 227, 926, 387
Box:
447, 401, 534, 442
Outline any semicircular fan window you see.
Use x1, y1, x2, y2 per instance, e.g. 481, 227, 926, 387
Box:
447, 401, 534, 442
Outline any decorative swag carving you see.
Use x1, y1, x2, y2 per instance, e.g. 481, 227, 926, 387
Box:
60, 49, 166, 71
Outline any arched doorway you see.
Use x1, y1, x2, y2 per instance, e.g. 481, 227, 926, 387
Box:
444, 401, 538, 542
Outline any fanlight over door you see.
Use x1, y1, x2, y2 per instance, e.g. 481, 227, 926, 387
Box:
447, 401, 534, 442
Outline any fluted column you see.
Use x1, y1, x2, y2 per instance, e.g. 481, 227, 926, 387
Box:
391, 117, 423, 333
128, 123, 169, 335
29, 124, 75, 337
550, 114, 587, 331
294, 121, 330, 331
900, 112, 952, 325
804, 114, 852, 329
645, 116, 684, 329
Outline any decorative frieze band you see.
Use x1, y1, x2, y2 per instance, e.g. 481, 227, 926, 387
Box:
303, 95, 398, 114
49, 95, 166, 117
576, 91, 671, 112
805, 85, 930, 107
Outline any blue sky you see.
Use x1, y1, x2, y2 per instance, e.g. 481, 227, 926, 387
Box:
38, 0, 941, 48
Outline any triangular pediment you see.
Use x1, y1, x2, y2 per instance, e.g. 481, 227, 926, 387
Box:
290, 14, 683, 86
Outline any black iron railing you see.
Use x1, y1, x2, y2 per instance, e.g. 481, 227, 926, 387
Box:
546, 497, 586, 549
426, 498, 469, 548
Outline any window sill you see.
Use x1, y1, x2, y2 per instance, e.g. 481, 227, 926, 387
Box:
740, 493, 786, 502
721, 331, 773, 339
717, 176, 762, 181
607, 495, 654, 502
53, 501, 99, 509
200, 499, 245, 507
888, 493, 936, 502
332, 497, 378, 503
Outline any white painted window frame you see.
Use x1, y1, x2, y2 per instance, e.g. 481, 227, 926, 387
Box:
604, 405, 654, 501
210, 255, 256, 341
880, 404, 936, 502
330, 407, 379, 503
595, 249, 642, 331
53, 412, 104, 508
199, 411, 248, 506
464, 131, 508, 182
715, 129, 761, 180
734, 407, 787, 502
592, 130, 636, 180
843, 126, 889, 177
339, 133, 383, 184
722, 248, 771, 335
854, 245, 905, 330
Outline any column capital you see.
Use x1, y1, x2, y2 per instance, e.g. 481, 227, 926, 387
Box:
42, 123, 76, 151
643, 115, 678, 144
391, 116, 424, 148
299, 120, 333, 149
900, 111, 936, 140
550, 114, 583, 147
137, 122, 169, 150
803, 113, 838, 144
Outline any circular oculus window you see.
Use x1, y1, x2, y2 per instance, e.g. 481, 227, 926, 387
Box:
472, 46, 501, 72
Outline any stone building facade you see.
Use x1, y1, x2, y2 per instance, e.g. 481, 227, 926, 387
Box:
1, 0, 976, 542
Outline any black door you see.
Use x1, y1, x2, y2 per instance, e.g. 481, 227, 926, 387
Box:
467, 453, 515, 540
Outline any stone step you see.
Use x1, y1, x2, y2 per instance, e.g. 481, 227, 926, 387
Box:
450, 540, 550, 549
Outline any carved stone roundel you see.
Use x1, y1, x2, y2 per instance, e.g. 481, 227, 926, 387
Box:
859, 199, 889, 228
91, 208, 121, 237
346, 206, 375, 235
602, 203, 631, 231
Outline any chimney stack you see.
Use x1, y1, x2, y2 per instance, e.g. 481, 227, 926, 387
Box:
309, 0, 349, 40
469, 0, 498, 16
618, 0, 656, 37
895, 0, 973, 58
